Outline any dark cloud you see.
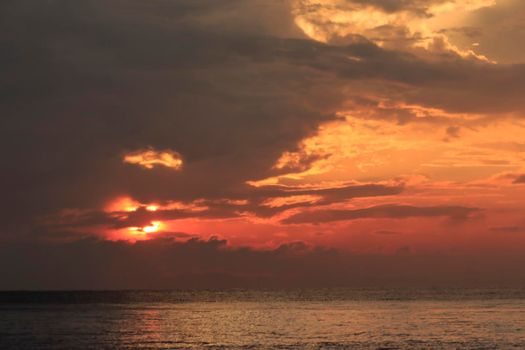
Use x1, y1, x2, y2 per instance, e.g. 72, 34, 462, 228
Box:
37, 183, 403, 232
461, 1, 525, 64
296, 0, 454, 16
241, 183, 404, 217
282, 204, 481, 224
246, 183, 404, 203
445, 126, 461, 138
349, 0, 446, 15
39, 207, 241, 233
513, 175, 525, 184
0, 0, 340, 232
285, 41, 525, 114
395, 245, 412, 255
0, 237, 339, 289
489, 226, 524, 234
1, 237, 524, 289
440, 26, 484, 39
374, 230, 403, 235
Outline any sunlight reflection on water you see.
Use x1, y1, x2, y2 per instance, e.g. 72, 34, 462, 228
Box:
1, 290, 525, 349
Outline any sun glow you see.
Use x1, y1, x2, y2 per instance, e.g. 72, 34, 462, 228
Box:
105, 197, 140, 212
128, 221, 162, 235
104, 197, 166, 238
105, 197, 162, 213
146, 205, 159, 212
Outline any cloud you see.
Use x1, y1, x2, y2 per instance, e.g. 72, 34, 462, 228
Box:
123, 148, 183, 170
489, 226, 524, 234
248, 183, 403, 202
374, 230, 403, 235
274, 40, 525, 114
1, 236, 524, 289
40, 206, 240, 235
455, 0, 525, 64
292, 0, 495, 61
282, 204, 481, 224
342, 0, 495, 15
513, 175, 525, 184
0, 0, 339, 228
35, 182, 404, 235
445, 125, 461, 138
205, 182, 404, 219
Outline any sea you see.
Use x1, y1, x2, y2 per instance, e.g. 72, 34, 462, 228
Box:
1, 289, 525, 349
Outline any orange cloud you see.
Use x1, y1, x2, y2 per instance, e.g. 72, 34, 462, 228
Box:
262, 195, 322, 208
123, 148, 183, 170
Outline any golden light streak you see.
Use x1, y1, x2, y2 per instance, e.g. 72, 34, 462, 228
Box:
262, 195, 322, 208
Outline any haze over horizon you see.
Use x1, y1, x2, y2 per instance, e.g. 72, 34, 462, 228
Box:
2, 0, 525, 289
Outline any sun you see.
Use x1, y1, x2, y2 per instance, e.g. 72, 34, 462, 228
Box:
145, 205, 159, 212
128, 221, 162, 235
143, 221, 161, 233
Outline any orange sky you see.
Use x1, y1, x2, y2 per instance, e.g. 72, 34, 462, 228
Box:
2, 0, 525, 288
56, 0, 525, 255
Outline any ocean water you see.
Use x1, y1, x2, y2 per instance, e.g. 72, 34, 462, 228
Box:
1, 289, 525, 349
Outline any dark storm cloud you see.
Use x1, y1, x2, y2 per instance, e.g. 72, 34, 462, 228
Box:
0, 0, 339, 232
282, 204, 481, 224
281, 40, 525, 114
1, 237, 524, 289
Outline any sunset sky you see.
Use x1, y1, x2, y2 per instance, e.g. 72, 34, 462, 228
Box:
2, 0, 525, 289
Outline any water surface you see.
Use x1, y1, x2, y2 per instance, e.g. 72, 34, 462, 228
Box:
1, 289, 524, 349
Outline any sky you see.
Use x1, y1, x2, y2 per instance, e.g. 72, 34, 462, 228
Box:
2, 0, 525, 289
